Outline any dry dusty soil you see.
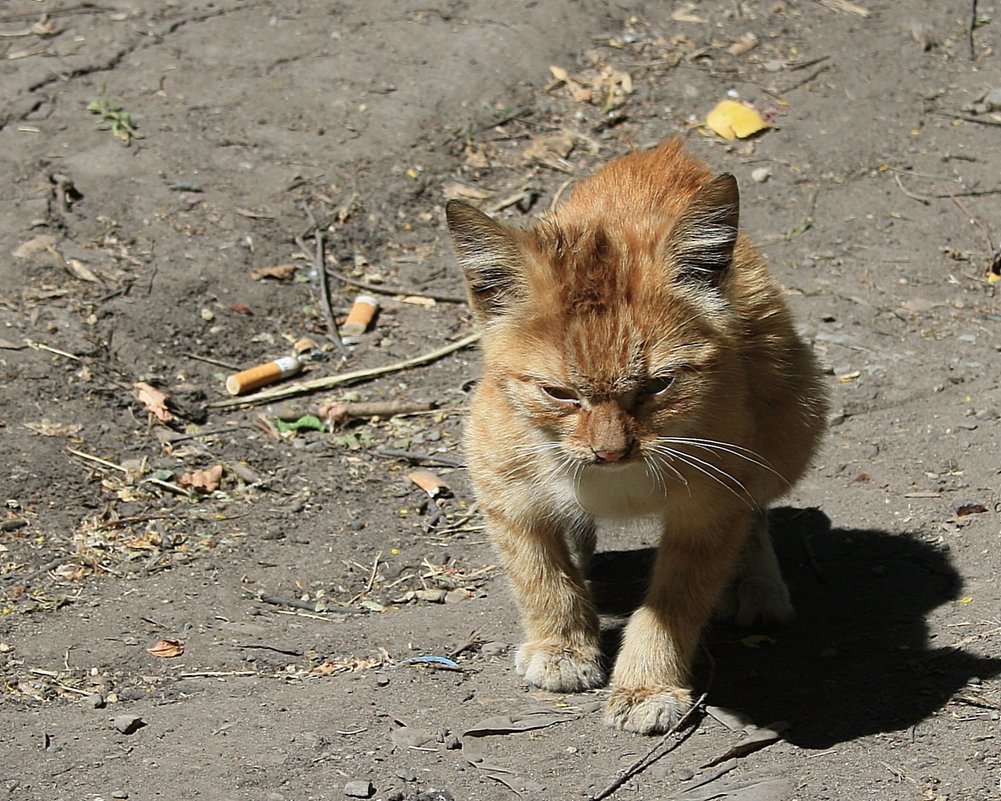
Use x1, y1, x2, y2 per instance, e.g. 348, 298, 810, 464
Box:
2, 1, 1001, 800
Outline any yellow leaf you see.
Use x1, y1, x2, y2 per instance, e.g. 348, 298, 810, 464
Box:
958, 596, 973, 605
706, 100, 770, 140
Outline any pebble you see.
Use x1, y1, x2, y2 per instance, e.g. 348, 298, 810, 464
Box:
982, 88, 1001, 111
480, 641, 509, 657
676, 768, 696, 781
395, 768, 417, 783
111, 792, 129, 800
111, 714, 145, 735
417, 790, 454, 801
83, 693, 106, 709
375, 674, 390, 687
343, 780, 374, 798
751, 166, 771, 183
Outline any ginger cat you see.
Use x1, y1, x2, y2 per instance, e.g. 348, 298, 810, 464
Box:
446, 138, 828, 734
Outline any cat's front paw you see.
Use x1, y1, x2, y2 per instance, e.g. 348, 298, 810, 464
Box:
731, 575, 794, 628
604, 685, 693, 734
514, 641, 606, 692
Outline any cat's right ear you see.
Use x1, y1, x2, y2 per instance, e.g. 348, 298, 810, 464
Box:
446, 200, 525, 320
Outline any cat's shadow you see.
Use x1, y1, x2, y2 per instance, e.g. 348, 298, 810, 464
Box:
589, 507, 1001, 749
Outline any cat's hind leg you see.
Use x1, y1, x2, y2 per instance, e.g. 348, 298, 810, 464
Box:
717, 510, 794, 627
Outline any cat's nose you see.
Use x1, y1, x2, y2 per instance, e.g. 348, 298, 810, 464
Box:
594, 447, 629, 463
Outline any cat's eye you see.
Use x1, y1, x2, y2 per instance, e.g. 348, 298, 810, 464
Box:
641, 375, 675, 397
540, 384, 581, 406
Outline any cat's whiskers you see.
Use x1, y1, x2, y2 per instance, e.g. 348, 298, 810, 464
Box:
657, 436, 787, 485
641, 449, 689, 495
648, 441, 759, 510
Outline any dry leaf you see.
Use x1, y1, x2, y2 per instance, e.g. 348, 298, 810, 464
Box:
442, 182, 493, 201
250, 263, 297, 281
407, 469, 448, 498
12, 234, 57, 259
671, 4, 706, 23
727, 32, 759, 56
706, 100, 770, 140
523, 132, 576, 163
179, 464, 224, 493
65, 258, 101, 283
134, 382, 174, 423
147, 638, 184, 658
24, 420, 82, 437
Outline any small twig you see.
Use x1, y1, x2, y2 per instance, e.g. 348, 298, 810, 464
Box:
67, 447, 192, 497
969, 0, 978, 60
374, 447, 466, 468
934, 111, 1001, 128
207, 332, 480, 408
365, 551, 383, 593
893, 174, 931, 205
185, 352, 242, 371
948, 192, 996, 252
258, 593, 360, 614
589, 692, 709, 801
777, 63, 832, 95
235, 643, 303, 657
163, 425, 244, 444
178, 671, 258, 678
298, 202, 347, 355
327, 267, 467, 304
24, 340, 81, 361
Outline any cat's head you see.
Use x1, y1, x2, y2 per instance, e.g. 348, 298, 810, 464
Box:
446, 172, 743, 469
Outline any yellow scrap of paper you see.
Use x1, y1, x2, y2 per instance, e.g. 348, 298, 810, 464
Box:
706, 100, 770, 140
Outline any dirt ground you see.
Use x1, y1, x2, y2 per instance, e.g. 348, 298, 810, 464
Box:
2, 1, 1000, 799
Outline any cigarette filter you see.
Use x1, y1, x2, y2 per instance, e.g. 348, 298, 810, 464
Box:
340, 294, 379, 337
225, 355, 301, 396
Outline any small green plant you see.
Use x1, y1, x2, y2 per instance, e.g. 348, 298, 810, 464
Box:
87, 90, 143, 144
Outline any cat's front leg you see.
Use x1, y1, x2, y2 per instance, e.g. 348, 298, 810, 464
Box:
605, 517, 745, 734
487, 507, 606, 692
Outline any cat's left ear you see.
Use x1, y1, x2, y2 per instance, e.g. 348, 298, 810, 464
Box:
666, 173, 739, 287
446, 200, 525, 320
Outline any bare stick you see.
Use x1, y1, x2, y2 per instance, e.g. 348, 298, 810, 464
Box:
374, 447, 466, 468
948, 192, 996, 252
258, 593, 359, 614
893, 174, 931, 205
589, 692, 708, 801
969, 0, 978, 59
298, 202, 347, 355
327, 267, 467, 304
67, 447, 192, 497
185, 352, 242, 371
207, 332, 480, 408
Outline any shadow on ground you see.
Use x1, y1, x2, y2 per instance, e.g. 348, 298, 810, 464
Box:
590, 507, 1001, 749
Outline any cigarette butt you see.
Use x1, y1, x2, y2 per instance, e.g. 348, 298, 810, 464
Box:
340, 294, 379, 337
225, 356, 301, 396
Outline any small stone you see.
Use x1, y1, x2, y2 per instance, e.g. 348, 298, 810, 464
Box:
111, 792, 129, 800
111, 714, 146, 735
751, 166, 771, 183
480, 641, 508, 657
443, 733, 461, 750
982, 88, 1001, 111
676, 767, 696, 781
763, 59, 784, 72
343, 780, 374, 798
417, 790, 454, 801
395, 768, 417, 783
83, 693, 106, 709
375, 674, 390, 687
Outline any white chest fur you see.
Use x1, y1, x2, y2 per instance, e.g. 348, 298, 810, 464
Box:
573, 460, 665, 518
